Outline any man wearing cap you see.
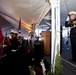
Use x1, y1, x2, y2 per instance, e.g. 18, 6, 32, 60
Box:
10, 30, 19, 50
65, 11, 76, 62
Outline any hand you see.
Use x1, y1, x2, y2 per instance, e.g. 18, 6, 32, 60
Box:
73, 20, 76, 24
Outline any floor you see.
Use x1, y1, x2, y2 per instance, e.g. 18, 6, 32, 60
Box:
62, 38, 76, 75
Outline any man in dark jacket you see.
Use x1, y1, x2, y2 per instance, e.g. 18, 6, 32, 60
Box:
10, 30, 19, 50
65, 11, 76, 62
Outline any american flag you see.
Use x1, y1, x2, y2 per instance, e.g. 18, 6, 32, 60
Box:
18, 18, 21, 34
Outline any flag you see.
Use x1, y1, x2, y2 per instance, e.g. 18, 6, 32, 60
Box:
18, 18, 21, 34
0, 27, 4, 63
5, 32, 7, 36
35, 66, 44, 75
0, 27, 4, 48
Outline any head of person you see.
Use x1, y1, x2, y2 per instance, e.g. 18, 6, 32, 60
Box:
10, 30, 18, 38
68, 11, 76, 20
17, 34, 23, 40
35, 36, 39, 41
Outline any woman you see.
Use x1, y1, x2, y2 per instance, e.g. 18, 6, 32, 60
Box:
65, 11, 76, 62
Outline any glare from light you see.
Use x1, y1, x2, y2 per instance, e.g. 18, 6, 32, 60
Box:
35, 28, 42, 36
39, 38, 42, 41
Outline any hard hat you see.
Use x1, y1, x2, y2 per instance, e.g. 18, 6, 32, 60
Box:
69, 11, 76, 15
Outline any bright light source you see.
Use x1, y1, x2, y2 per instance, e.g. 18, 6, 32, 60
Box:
24, 37, 28, 40
35, 28, 42, 36
39, 38, 42, 41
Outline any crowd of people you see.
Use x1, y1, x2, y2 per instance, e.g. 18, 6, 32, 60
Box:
0, 29, 50, 75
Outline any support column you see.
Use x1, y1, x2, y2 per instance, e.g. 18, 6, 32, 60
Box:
50, 0, 60, 73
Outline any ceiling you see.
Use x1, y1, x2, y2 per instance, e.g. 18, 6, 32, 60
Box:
0, 0, 75, 36
39, 10, 51, 30
0, 0, 51, 35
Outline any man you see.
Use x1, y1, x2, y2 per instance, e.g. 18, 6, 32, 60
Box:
10, 30, 19, 50
65, 11, 76, 62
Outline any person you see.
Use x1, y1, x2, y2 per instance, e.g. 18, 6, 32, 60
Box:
65, 11, 76, 62
34, 37, 44, 75
10, 30, 19, 50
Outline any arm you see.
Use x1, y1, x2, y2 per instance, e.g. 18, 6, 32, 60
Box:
65, 21, 74, 27
65, 16, 74, 27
